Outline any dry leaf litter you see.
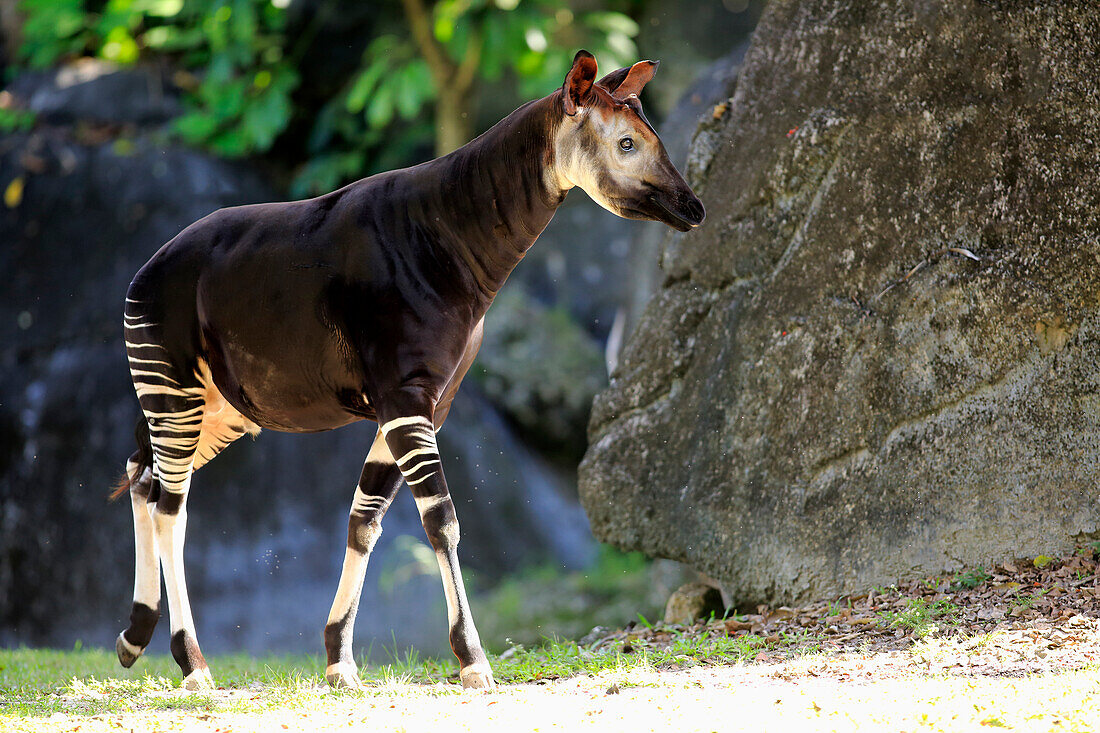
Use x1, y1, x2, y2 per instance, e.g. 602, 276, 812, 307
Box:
582, 549, 1100, 680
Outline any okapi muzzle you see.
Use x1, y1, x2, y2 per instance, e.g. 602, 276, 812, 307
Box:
557, 50, 706, 232
112, 49, 704, 692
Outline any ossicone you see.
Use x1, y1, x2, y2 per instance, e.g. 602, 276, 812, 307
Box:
562, 50, 598, 116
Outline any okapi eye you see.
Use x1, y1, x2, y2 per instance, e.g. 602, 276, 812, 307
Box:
619, 137, 634, 151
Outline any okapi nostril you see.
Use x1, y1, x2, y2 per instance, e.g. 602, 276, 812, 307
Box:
687, 199, 706, 224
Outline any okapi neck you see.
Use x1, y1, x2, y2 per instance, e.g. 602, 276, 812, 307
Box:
421, 94, 566, 305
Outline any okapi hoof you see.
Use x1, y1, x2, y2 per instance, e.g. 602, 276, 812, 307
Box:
181, 667, 215, 691
325, 662, 362, 690
459, 663, 495, 690
116, 633, 144, 668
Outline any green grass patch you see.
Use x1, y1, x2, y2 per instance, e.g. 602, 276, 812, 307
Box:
1, 625, 801, 720
491, 625, 816, 684
0, 647, 328, 718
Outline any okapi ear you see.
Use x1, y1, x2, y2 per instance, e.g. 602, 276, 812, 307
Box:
562, 50, 598, 116
614, 60, 659, 99
596, 66, 632, 94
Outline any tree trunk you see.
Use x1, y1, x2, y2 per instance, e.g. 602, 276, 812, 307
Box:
435, 88, 472, 158
0, 0, 23, 67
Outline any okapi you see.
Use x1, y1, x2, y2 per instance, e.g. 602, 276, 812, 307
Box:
113, 50, 704, 690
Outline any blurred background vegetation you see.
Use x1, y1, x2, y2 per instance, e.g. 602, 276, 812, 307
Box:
0, 0, 762, 656
9, 0, 648, 193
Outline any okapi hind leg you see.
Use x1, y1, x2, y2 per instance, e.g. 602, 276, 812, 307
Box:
117, 454, 159, 668
125, 320, 212, 687
380, 413, 494, 689
152, 487, 212, 690
324, 431, 404, 688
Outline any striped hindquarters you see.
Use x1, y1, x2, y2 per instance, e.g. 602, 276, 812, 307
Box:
124, 299, 259, 492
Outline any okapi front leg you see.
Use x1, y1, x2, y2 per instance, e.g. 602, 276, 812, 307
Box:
324, 431, 403, 688
380, 415, 494, 689
117, 456, 159, 667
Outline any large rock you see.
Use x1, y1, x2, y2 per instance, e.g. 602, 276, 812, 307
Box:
620, 46, 748, 343
580, 0, 1100, 606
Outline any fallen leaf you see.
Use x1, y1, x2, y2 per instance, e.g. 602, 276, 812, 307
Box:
4, 176, 24, 208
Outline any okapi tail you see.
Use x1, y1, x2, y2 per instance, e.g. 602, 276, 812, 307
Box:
109, 416, 153, 501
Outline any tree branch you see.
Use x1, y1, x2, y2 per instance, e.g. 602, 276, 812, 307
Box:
399, 0, 454, 87
452, 28, 483, 94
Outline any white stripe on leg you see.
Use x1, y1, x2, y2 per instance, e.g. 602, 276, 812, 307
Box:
129, 466, 160, 611
154, 503, 196, 636
153, 499, 210, 689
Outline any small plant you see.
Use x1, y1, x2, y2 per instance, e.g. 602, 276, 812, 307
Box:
951, 566, 991, 590
779, 630, 824, 656
878, 598, 958, 638
1011, 587, 1050, 610
970, 630, 1000, 650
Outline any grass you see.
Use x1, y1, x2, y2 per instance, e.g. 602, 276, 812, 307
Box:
0, 647, 331, 718
6, 645, 1100, 733
1, 625, 818, 721
0, 545, 671, 722
1012, 587, 1051, 610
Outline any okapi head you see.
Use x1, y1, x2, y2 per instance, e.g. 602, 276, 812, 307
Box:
554, 50, 706, 232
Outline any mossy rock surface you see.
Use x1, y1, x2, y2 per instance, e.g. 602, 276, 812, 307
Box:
579, 0, 1100, 606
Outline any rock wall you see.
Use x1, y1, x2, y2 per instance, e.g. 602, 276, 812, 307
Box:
580, 0, 1100, 605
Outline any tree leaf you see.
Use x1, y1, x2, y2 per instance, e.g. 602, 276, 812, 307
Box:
4, 177, 25, 209
346, 61, 388, 114
366, 81, 396, 129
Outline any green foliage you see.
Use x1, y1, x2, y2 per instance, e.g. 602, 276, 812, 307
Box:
17, 0, 299, 157
431, 0, 637, 97
295, 0, 638, 196
167, 0, 299, 156
17, 0, 89, 68
0, 107, 37, 133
